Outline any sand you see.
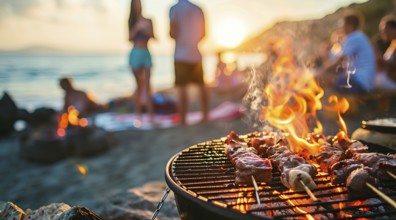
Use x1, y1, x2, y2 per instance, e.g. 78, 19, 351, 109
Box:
0, 87, 252, 212
1, 86, 395, 216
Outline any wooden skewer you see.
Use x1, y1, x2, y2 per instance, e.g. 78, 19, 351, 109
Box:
251, 176, 261, 205
298, 176, 318, 202
366, 182, 396, 209
386, 171, 396, 180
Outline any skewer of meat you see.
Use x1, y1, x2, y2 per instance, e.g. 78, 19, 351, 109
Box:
310, 133, 369, 173
329, 152, 396, 199
225, 131, 273, 185
249, 134, 317, 192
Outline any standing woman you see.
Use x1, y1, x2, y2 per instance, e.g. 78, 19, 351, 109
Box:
128, 0, 155, 124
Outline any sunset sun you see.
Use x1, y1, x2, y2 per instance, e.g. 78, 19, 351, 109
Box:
213, 17, 247, 49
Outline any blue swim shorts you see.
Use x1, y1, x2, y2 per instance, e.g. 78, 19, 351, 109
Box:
129, 47, 152, 70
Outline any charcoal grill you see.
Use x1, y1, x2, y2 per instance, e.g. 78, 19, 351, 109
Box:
165, 133, 396, 220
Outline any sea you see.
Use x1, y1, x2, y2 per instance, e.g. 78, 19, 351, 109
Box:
0, 52, 265, 111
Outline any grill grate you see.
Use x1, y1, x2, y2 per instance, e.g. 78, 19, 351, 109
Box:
168, 135, 396, 219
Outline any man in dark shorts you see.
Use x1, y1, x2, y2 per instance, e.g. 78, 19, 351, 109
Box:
170, 0, 209, 125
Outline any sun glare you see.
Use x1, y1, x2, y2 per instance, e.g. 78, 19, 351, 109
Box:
213, 17, 247, 49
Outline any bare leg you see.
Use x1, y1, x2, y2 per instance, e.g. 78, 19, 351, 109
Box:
198, 84, 209, 122
143, 67, 155, 123
178, 85, 188, 125
132, 68, 145, 121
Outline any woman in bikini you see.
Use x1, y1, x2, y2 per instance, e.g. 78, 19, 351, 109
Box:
128, 0, 155, 125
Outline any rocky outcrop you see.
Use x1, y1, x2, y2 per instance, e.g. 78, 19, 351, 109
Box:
23, 203, 71, 220
0, 202, 103, 220
0, 202, 26, 220
94, 181, 179, 220
1, 181, 179, 220
238, 0, 396, 53
57, 206, 104, 220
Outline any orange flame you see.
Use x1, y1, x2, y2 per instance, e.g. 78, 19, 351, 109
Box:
57, 106, 88, 137
233, 190, 253, 213
75, 163, 88, 176
326, 96, 350, 142
261, 37, 324, 157
260, 37, 354, 158
274, 190, 315, 220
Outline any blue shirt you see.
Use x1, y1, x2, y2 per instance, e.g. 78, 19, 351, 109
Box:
341, 31, 376, 91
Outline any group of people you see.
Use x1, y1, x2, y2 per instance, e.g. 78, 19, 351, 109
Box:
60, 3, 396, 124
59, 0, 209, 126
316, 11, 396, 94
127, 0, 208, 125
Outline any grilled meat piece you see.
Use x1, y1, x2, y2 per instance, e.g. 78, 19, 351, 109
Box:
353, 153, 394, 167
261, 141, 317, 192
312, 141, 369, 172
346, 167, 376, 199
226, 132, 316, 190
330, 159, 364, 185
234, 156, 273, 184
353, 153, 396, 180
344, 141, 368, 158
225, 140, 272, 185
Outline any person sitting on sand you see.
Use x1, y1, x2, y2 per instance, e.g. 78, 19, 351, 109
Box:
211, 52, 247, 99
59, 77, 104, 115
373, 15, 396, 91
318, 11, 376, 94
380, 17, 396, 90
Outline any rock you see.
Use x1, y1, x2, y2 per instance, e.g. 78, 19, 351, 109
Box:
57, 206, 104, 220
0, 201, 26, 220
23, 203, 71, 220
95, 181, 179, 220
0, 92, 18, 137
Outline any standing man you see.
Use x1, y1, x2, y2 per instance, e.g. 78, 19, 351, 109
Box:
169, 0, 209, 125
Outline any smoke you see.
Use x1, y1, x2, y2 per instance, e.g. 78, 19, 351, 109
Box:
242, 64, 272, 131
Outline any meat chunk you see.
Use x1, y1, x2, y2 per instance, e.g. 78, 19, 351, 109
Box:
330, 159, 364, 185
225, 142, 273, 185
346, 167, 376, 199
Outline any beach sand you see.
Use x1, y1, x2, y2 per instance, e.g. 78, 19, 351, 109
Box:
0, 87, 253, 213
1, 85, 395, 218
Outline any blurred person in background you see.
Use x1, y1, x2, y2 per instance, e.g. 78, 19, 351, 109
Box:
211, 51, 247, 100
319, 12, 376, 94
379, 16, 396, 90
128, 0, 155, 124
59, 77, 104, 116
373, 15, 396, 91
169, 0, 209, 125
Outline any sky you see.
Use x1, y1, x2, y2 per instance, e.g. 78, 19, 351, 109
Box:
0, 0, 368, 54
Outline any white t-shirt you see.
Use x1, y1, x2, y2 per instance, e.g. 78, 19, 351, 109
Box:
341, 31, 376, 91
170, 0, 205, 63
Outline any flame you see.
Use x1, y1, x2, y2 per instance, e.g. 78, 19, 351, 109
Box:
75, 163, 88, 176
260, 38, 354, 158
261, 37, 324, 157
336, 187, 351, 218
233, 190, 253, 213
57, 106, 88, 137
326, 96, 350, 142
274, 190, 315, 220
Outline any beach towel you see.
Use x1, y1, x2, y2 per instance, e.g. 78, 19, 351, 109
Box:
93, 101, 245, 131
